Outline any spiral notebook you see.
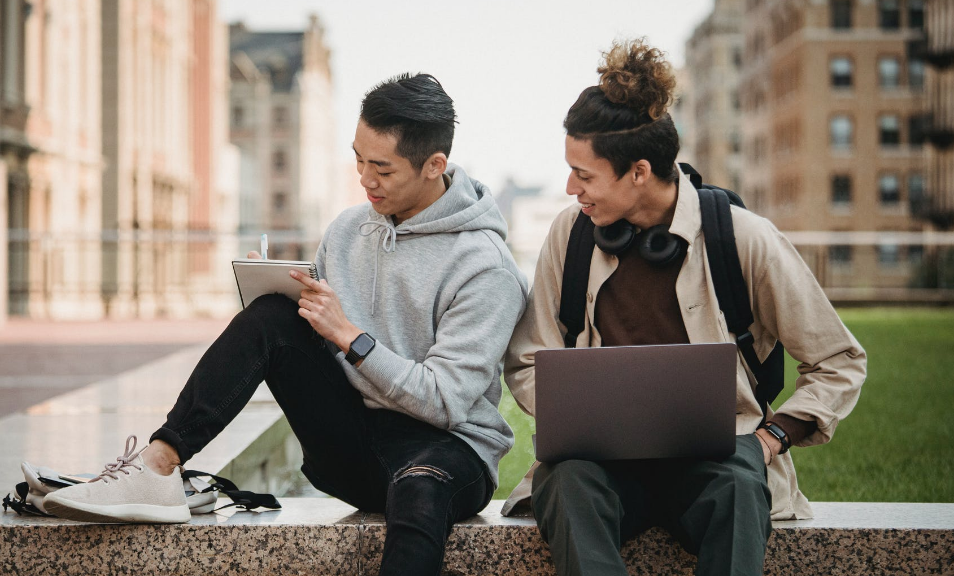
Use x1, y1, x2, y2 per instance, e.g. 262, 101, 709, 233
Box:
232, 258, 319, 308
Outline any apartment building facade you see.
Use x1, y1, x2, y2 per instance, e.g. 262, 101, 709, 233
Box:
739, 0, 927, 290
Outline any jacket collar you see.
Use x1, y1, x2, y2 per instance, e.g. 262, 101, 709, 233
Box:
666, 164, 703, 246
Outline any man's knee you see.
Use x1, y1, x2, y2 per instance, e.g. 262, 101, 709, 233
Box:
239, 294, 307, 334
387, 462, 457, 529
532, 460, 615, 520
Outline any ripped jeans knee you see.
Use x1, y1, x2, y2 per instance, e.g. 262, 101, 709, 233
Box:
393, 463, 454, 484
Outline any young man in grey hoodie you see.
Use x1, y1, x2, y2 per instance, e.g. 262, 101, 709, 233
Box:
44, 73, 529, 576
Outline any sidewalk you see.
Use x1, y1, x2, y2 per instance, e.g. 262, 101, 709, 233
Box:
0, 318, 288, 496
0, 318, 230, 417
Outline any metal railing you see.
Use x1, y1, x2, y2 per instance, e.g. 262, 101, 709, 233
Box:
4, 229, 954, 318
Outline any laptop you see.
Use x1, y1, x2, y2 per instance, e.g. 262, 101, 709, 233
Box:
534, 343, 737, 462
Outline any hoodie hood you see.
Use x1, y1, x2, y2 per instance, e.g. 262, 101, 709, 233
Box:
356, 163, 509, 316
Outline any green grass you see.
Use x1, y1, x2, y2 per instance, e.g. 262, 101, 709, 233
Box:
493, 307, 954, 502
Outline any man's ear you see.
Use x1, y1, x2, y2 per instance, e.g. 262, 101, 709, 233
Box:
632, 159, 653, 187
422, 152, 448, 180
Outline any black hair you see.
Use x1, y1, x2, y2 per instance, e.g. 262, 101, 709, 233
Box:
564, 40, 680, 182
359, 73, 456, 170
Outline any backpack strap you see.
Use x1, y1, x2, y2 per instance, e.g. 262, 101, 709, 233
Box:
559, 212, 596, 348
181, 470, 281, 511
698, 187, 784, 421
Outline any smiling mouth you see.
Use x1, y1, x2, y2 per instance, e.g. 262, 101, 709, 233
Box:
580, 202, 594, 208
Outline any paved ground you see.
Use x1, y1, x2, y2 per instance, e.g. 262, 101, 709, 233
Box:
0, 318, 230, 418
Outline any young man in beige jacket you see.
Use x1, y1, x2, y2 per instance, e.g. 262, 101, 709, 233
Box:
501, 40, 866, 576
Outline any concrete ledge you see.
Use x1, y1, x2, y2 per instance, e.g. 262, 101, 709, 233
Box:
3, 500, 952, 575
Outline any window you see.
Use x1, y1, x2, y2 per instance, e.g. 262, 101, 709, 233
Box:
879, 0, 900, 29
273, 106, 287, 128
232, 106, 244, 128
832, 174, 852, 205
908, 58, 925, 89
830, 245, 852, 266
879, 173, 900, 204
909, 0, 924, 29
830, 57, 853, 88
879, 57, 901, 88
830, 115, 853, 148
272, 149, 287, 174
273, 192, 287, 211
879, 115, 901, 146
831, 0, 852, 29
878, 244, 900, 266
730, 132, 742, 154
908, 245, 924, 264
909, 115, 927, 147
908, 172, 925, 212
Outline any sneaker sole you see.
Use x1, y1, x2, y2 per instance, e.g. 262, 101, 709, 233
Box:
44, 494, 190, 524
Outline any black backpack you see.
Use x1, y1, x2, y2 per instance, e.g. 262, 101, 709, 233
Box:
558, 162, 785, 421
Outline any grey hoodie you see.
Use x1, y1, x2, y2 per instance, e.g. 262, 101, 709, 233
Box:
313, 163, 528, 486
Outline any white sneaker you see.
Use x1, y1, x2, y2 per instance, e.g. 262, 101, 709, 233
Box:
43, 435, 190, 524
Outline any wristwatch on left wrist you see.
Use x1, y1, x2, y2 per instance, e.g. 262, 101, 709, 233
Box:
761, 421, 792, 454
345, 333, 376, 365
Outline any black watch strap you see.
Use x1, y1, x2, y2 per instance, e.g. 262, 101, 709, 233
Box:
345, 333, 376, 365
761, 421, 791, 454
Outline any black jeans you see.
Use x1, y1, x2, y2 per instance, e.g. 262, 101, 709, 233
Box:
151, 294, 493, 576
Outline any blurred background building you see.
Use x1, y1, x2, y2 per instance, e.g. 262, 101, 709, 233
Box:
3, 0, 953, 323
0, 1, 342, 322
228, 15, 337, 261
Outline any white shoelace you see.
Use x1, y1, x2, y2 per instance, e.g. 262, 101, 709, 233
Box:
91, 435, 145, 483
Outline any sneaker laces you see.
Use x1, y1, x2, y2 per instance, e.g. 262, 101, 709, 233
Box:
91, 435, 145, 483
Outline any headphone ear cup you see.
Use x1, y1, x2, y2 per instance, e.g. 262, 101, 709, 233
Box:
638, 225, 686, 267
593, 220, 638, 256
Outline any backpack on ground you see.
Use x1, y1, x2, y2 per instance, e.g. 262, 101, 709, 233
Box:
558, 162, 785, 421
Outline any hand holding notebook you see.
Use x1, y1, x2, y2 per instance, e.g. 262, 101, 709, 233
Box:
232, 258, 319, 308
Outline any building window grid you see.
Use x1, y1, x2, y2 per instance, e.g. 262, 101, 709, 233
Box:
831, 0, 852, 29
832, 174, 852, 205
879, 0, 900, 29
878, 56, 901, 89
908, 58, 925, 89
830, 245, 853, 266
877, 244, 901, 267
830, 56, 853, 88
908, 0, 924, 29
879, 172, 901, 205
830, 115, 853, 149
879, 114, 901, 146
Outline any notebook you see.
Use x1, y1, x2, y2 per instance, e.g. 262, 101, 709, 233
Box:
232, 258, 319, 308
533, 343, 738, 462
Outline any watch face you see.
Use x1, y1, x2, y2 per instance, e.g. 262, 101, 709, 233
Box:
351, 333, 375, 357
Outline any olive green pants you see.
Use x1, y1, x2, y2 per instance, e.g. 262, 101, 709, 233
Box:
532, 434, 772, 576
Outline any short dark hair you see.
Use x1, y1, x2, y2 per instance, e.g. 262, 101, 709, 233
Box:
360, 73, 456, 170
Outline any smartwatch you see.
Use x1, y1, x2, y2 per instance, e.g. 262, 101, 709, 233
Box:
345, 333, 376, 365
761, 421, 791, 454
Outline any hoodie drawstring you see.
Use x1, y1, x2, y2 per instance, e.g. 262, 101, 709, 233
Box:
359, 220, 409, 316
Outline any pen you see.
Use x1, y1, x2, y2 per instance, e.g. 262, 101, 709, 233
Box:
261, 233, 268, 260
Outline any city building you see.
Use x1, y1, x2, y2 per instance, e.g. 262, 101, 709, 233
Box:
739, 0, 927, 290
100, 0, 238, 319
920, 0, 954, 230
684, 0, 744, 192
228, 15, 337, 261
1, 0, 104, 319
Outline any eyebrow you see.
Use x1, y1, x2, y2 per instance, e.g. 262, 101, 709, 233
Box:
352, 144, 392, 167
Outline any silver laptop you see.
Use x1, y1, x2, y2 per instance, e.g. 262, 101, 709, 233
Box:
534, 343, 737, 462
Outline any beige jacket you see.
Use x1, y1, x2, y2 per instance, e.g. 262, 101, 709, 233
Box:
501, 166, 866, 520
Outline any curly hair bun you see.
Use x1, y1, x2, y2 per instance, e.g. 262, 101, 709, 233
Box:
598, 38, 676, 121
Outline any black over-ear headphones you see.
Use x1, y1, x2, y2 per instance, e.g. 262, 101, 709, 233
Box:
593, 219, 687, 267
